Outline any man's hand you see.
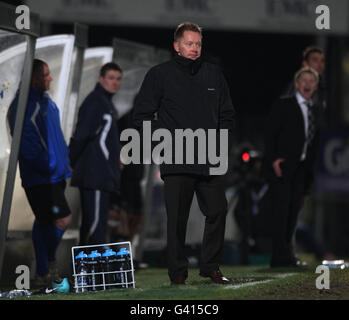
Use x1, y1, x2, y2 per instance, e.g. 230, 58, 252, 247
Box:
120, 155, 125, 170
272, 158, 285, 177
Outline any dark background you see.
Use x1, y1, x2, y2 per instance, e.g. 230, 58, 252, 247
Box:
50, 23, 315, 150
3, 0, 343, 150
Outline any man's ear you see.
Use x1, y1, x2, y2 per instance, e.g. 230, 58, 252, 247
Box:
173, 41, 179, 54
302, 60, 308, 68
294, 80, 299, 90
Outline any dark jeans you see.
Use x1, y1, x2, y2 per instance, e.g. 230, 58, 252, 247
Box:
163, 174, 228, 281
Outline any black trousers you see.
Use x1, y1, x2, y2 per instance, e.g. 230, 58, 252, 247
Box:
163, 174, 228, 281
79, 188, 110, 246
270, 162, 306, 264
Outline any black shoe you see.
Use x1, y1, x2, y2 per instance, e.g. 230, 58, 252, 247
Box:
270, 258, 307, 268
171, 275, 186, 285
199, 269, 231, 284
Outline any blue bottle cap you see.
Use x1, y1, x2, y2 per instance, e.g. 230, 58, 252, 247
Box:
117, 248, 130, 255
102, 249, 116, 257
88, 250, 101, 258
75, 251, 87, 259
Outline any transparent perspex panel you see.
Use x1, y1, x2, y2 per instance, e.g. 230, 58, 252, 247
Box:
5, 35, 75, 231
112, 39, 167, 119
77, 47, 113, 110
62, 47, 78, 141
112, 66, 149, 119
0, 30, 27, 228
112, 40, 171, 250
35, 35, 75, 124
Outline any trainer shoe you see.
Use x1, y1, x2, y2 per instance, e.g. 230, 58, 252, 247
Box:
51, 278, 70, 293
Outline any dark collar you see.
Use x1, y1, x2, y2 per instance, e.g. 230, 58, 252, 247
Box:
95, 82, 114, 100
173, 54, 202, 75
29, 87, 45, 100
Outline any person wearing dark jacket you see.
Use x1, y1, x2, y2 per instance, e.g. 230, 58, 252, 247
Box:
8, 59, 72, 286
282, 46, 327, 113
280, 46, 330, 262
69, 62, 122, 245
263, 67, 320, 267
133, 22, 236, 285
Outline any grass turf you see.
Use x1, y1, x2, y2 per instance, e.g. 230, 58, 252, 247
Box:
17, 263, 349, 300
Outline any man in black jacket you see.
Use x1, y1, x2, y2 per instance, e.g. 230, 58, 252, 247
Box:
69, 63, 122, 245
133, 22, 235, 285
264, 67, 320, 267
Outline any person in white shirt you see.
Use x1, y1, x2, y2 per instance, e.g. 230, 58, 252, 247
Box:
263, 67, 320, 268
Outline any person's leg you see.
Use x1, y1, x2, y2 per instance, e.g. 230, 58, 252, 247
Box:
47, 214, 71, 276
26, 181, 71, 282
163, 175, 195, 282
25, 185, 55, 279
195, 175, 228, 274
79, 188, 92, 246
269, 177, 292, 266
45, 181, 71, 279
79, 188, 110, 245
285, 163, 306, 261
31, 220, 49, 277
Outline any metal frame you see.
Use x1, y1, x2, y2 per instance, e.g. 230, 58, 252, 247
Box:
62, 23, 88, 138
0, 2, 40, 278
71, 241, 135, 292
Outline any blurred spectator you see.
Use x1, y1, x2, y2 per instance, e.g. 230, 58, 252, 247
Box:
263, 67, 321, 268
69, 62, 122, 245
233, 148, 271, 265
7, 59, 72, 286
282, 46, 327, 113
281, 46, 333, 262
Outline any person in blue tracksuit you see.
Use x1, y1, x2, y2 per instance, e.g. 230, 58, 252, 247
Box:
7, 59, 72, 286
69, 63, 122, 245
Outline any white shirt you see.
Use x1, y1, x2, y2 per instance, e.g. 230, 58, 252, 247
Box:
295, 91, 313, 161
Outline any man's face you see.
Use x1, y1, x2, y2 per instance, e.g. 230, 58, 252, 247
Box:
32, 63, 52, 91
42, 64, 52, 91
173, 30, 202, 60
98, 70, 122, 94
303, 52, 325, 75
295, 72, 318, 101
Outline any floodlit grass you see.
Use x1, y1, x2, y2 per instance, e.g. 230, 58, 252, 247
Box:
19, 263, 349, 300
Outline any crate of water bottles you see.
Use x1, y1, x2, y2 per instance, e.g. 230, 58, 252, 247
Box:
71, 241, 135, 293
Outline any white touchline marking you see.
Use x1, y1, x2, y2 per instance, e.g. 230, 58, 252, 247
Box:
224, 273, 297, 290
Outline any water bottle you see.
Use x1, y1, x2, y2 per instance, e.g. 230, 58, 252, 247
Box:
0, 290, 31, 298
87, 250, 102, 291
75, 251, 88, 292
119, 248, 133, 285
101, 249, 117, 290
116, 248, 130, 288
